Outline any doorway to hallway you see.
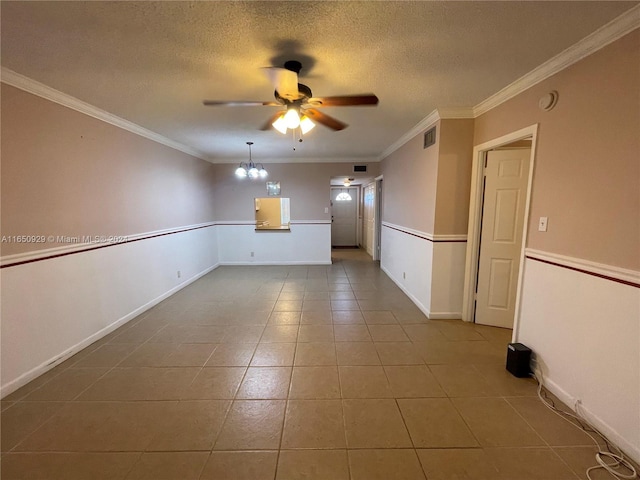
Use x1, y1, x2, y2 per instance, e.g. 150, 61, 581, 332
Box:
462, 125, 537, 335
331, 246, 375, 264
474, 146, 531, 328
331, 187, 358, 247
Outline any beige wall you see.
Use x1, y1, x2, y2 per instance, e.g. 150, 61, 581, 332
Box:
434, 119, 475, 235
380, 118, 475, 236
1, 84, 217, 256
474, 30, 639, 270
380, 121, 440, 233
212, 162, 379, 222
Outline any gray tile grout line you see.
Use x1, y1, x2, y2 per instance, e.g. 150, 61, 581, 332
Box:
445, 391, 585, 478
335, 280, 352, 480
211, 277, 284, 457
6, 328, 168, 452
5, 260, 553, 477
502, 395, 587, 479
272, 276, 295, 480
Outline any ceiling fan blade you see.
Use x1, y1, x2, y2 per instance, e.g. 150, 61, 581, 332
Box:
262, 67, 299, 100
307, 94, 379, 107
304, 108, 347, 131
203, 100, 281, 107
260, 111, 285, 131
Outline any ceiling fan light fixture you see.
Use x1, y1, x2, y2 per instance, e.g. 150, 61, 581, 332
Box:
203, 61, 379, 137
299, 115, 315, 134
284, 108, 301, 129
272, 115, 288, 134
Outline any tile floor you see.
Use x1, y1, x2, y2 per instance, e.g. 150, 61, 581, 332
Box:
0, 249, 627, 479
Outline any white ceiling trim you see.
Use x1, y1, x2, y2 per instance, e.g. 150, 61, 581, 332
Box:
3, 4, 637, 165
1, 67, 208, 161
379, 4, 639, 162
437, 107, 476, 119
213, 156, 379, 165
377, 107, 474, 161
473, 4, 640, 117
377, 109, 441, 161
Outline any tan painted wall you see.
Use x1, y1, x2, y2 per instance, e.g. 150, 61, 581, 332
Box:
380, 118, 475, 236
380, 121, 440, 233
474, 30, 639, 270
1, 84, 217, 256
434, 119, 475, 235
212, 162, 379, 222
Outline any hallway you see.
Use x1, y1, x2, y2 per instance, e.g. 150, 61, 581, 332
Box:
1, 249, 598, 479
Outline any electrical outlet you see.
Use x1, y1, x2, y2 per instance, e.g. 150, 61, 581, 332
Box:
177, 271, 181, 278
250, 251, 254, 257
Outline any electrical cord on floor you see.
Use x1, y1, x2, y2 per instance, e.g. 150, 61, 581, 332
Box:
531, 368, 637, 480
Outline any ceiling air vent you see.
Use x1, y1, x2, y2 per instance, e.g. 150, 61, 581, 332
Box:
424, 126, 436, 149
353, 165, 367, 173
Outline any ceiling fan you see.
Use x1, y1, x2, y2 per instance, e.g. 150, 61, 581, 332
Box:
202, 60, 378, 133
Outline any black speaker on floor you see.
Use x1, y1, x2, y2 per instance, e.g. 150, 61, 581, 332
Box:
506, 342, 532, 378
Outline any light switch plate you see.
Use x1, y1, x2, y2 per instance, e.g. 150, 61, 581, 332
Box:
324, 207, 329, 214
538, 217, 548, 232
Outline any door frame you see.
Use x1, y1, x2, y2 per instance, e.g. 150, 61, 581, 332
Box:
362, 181, 376, 257
330, 186, 359, 247
461, 124, 538, 339
374, 175, 383, 261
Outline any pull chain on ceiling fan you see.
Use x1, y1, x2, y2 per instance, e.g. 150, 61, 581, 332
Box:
203, 60, 379, 134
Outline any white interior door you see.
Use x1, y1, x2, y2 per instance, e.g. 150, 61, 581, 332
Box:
363, 183, 375, 256
475, 148, 531, 328
331, 187, 358, 246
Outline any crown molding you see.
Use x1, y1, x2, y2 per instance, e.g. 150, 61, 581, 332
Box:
4, 5, 637, 165
211, 156, 379, 164
473, 4, 640, 117
437, 107, 475, 119
378, 109, 440, 161
1, 67, 208, 161
380, 5, 639, 160
378, 106, 475, 161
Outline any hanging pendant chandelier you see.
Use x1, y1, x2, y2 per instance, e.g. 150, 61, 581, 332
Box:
235, 141, 268, 179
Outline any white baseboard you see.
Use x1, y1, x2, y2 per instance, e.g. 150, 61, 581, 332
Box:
219, 261, 332, 266
541, 374, 640, 464
428, 312, 463, 320
520, 258, 640, 465
380, 264, 432, 318
0, 262, 219, 398
381, 266, 462, 320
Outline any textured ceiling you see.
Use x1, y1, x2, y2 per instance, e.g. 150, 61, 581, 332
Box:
1, 1, 636, 162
